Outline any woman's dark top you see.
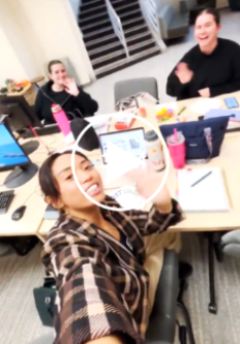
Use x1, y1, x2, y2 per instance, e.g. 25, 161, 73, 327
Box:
34, 81, 98, 124
166, 38, 240, 100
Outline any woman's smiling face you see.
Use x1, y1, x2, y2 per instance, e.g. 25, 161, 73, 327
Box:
194, 12, 220, 50
50, 153, 105, 211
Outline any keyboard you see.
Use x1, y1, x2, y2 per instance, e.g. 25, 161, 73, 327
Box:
22, 124, 60, 138
0, 190, 15, 215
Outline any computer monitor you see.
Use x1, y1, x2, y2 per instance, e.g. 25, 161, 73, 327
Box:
0, 122, 38, 189
0, 95, 42, 154
0, 95, 42, 128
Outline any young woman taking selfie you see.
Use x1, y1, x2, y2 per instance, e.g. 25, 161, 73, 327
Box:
39, 147, 183, 344
167, 8, 240, 100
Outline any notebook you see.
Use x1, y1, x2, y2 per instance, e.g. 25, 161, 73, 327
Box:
204, 109, 240, 130
204, 109, 240, 122
177, 167, 229, 212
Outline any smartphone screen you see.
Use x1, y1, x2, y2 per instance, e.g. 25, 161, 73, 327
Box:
224, 97, 239, 109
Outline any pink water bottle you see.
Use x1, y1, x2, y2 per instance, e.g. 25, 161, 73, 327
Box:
167, 129, 186, 169
51, 104, 71, 137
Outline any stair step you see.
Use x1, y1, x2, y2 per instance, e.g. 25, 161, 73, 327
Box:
86, 30, 152, 50
80, 18, 110, 30
83, 23, 148, 43
79, 11, 108, 25
83, 26, 114, 42
122, 17, 145, 30
114, 2, 140, 15
80, 20, 111, 35
111, 0, 138, 7
85, 33, 118, 49
79, 4, 106, 18
93, 51, 127, 70
81, 0, 105, 11
89, 41, 123, 60
124, 24, 149, 38
95, 46, 161, 78
92, 38, 158, 69
92, 49, 126, 67
128, 38, 156, 56
126, 32, 152, 46
118, 9, 142, 21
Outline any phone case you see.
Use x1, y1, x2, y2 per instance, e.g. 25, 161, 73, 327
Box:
224, 97, 239, 109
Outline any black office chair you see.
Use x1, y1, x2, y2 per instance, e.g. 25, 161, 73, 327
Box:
114, 77, 159, 105
146, 250, 195, 344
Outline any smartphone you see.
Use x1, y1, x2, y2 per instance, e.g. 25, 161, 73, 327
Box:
224, 97, 239, 109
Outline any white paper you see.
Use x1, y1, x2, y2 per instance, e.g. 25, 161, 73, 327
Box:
177, 167, 229, 212
189, 99, 221, 115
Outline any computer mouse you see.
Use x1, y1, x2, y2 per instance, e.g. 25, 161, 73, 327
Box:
11, 205, 26, 221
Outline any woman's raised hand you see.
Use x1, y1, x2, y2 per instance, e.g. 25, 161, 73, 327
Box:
175, 63, 194, 84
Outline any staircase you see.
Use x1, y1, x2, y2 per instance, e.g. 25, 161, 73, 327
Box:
79, 0, 161, 78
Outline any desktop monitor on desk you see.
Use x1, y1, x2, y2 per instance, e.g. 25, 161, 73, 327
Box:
0, 122, 38, 189
0, 96, 42, 155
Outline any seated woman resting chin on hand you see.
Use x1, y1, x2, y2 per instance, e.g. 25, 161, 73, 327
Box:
39, 147, 183, 344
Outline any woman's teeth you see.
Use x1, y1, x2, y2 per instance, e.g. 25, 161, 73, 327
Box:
86, 184, 98, 194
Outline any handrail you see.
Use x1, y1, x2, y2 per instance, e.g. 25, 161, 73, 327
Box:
139, 0, 166, 52
105, 0, 129, 58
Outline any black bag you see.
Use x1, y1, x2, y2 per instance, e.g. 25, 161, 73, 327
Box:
67, 108, 99, 151
33, 277, 56, 327
160, 116, 229, 163
70, 118, 100, 151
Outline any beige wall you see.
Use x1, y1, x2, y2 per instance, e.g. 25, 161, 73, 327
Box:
0, 0, 94, 87
0, 27, 27, 85
0, 0, 38, 85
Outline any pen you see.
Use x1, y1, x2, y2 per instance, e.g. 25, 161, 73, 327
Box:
191, 171, 212, 187
177, 106, 186, 116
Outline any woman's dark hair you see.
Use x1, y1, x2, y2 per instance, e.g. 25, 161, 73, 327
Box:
47, 60, 65, 74
195, 8, 220, 25
39, 151, 88, 201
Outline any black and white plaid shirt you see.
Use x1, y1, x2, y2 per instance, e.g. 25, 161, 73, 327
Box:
42, 197, 183, 344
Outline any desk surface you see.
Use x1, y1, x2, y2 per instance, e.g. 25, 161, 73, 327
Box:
0, 134, 63, 237
1, 92, 240, 240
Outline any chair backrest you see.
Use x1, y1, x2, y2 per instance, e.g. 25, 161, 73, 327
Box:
114, 77, 159, 105
44, 57, 79, 84
146, 250, 178, 344
221, 230, 240, 258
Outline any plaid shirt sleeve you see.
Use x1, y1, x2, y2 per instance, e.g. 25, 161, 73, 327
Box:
127, 198, 183, 236
42, 229, 142, 344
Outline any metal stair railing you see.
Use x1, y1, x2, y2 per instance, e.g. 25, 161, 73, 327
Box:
105, 0, 129, 58
139, 0, 166, 52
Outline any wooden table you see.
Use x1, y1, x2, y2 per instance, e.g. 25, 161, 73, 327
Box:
36, 91, 240, 241
0, 133, 64, 239
1, 92, 240, 243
